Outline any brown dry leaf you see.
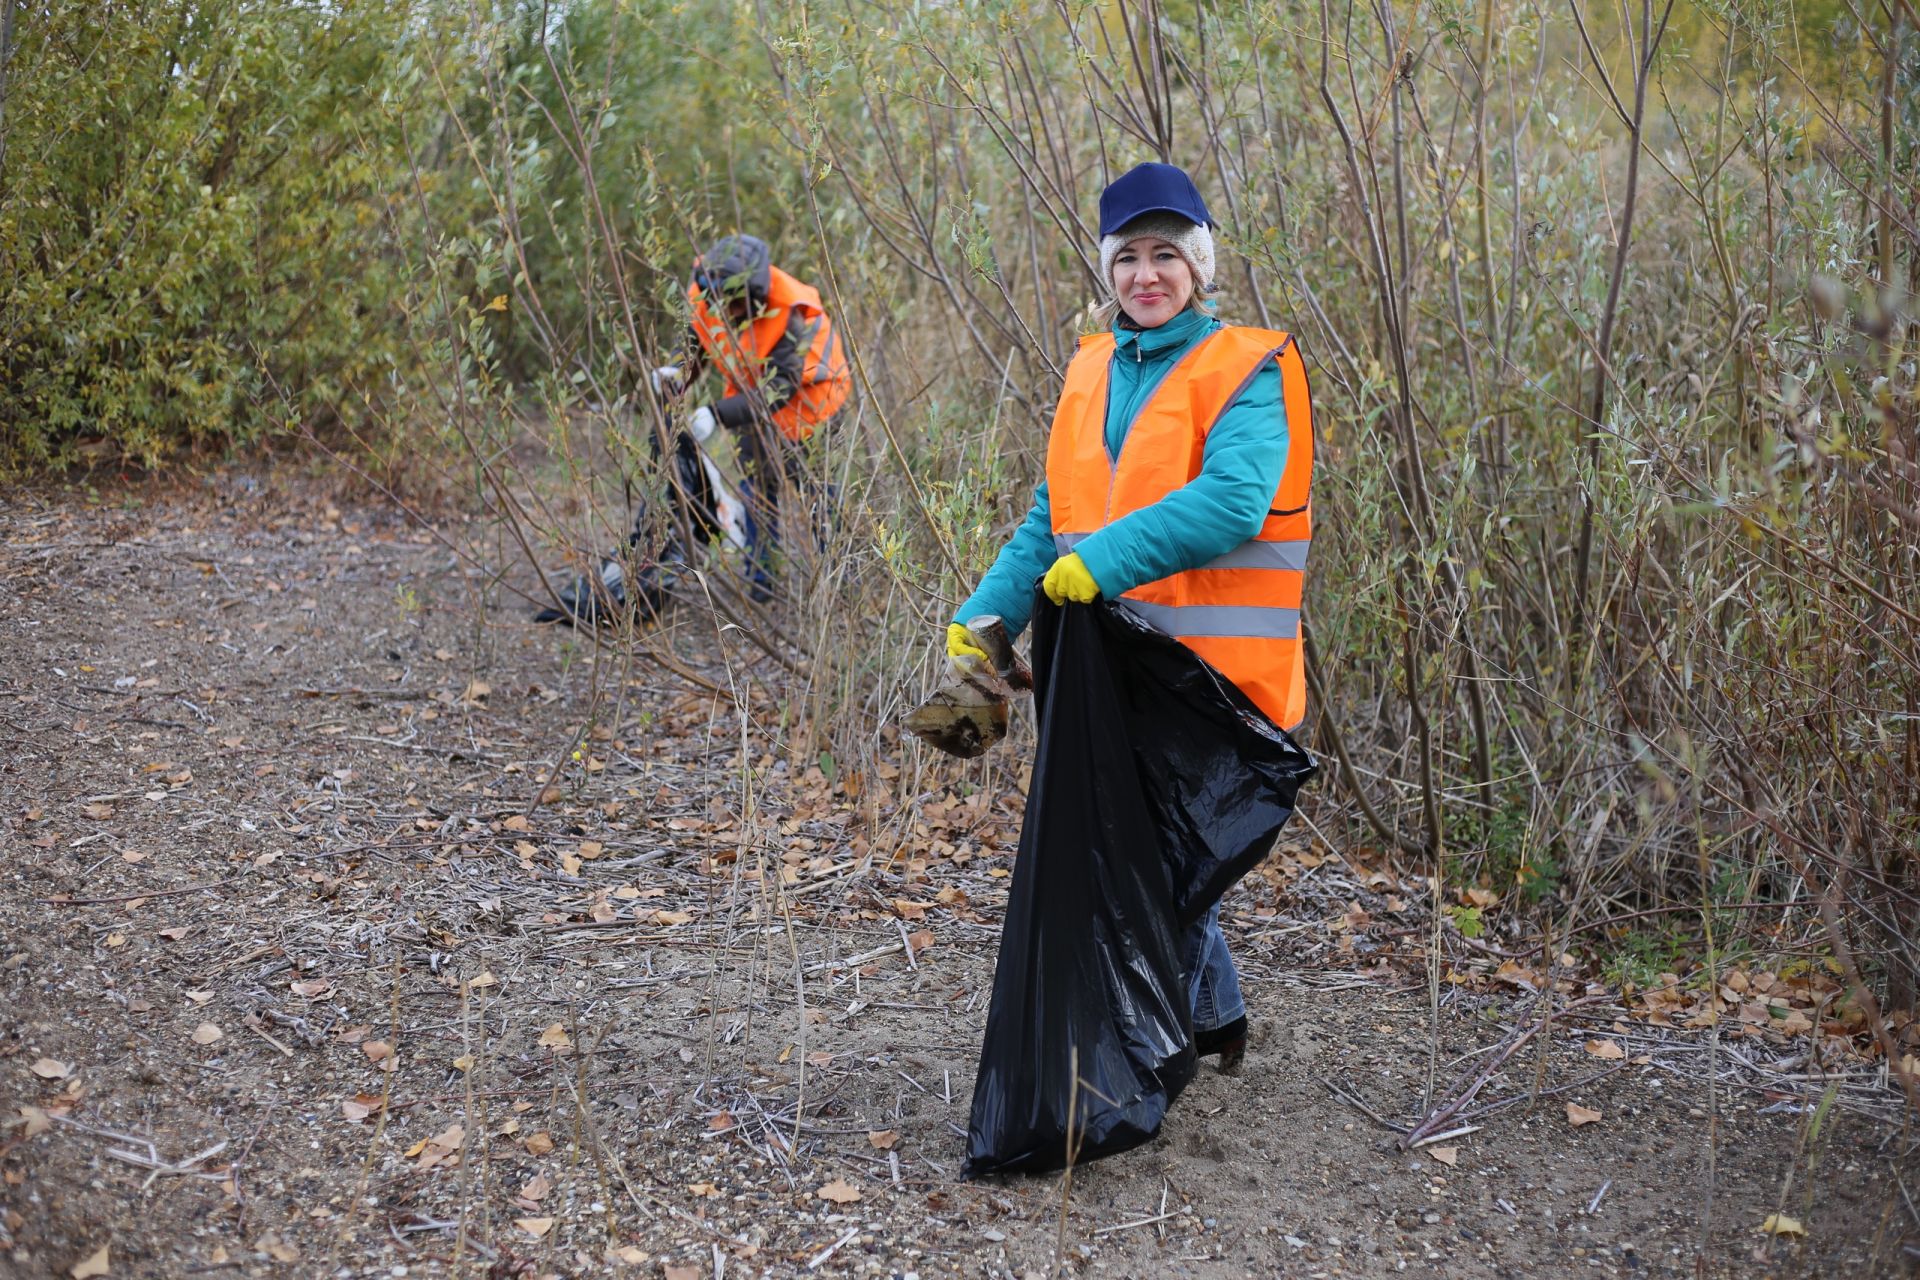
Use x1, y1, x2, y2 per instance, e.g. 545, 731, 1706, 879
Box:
537, 1024, 573, 1050
340, 1094, 384, 1123
707, 1111, 735, 1132
81, 803, 114, 821
451, 1054, 475, 1073
157, 926, 191, 942
577, 840, 605, 859
415, 1124, 465, 1172
30, 1058, 71, 1079
1464, 886, 1499, 907
651, 909, 694, 926
518, 1173, 551, 1204
360, 1040, 393, 1063
816, 1178, 862, 1204
190, 1022, 223, 1045
608, 1245, 648, 1265
120, 850, 145, 863
289, 979, 334, 1000
1760, 1213, 1806, 1238
559, 852, 582, 876
466, 971, 498, 990
892, 899, 928, 921
104, 933, 127, 948
18, 1106, 52, 1137
1583, 1039, 1626, 1060
687, 1181, 721, 1198
524, 1130, 555, 1156
500, 815, 532, 833
1429, 1146, 1459, 1167
68, 1243, 110, 1278
662, 1265, 701, 1280
1565, 1102, 1603, 1127
906, 929, 936, 957
258, 1236, 299, 1263
589, 900, 616, 923
867, 1129, 900, 1150
512, 1217, 553, 1239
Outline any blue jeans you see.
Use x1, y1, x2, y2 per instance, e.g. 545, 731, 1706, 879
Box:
1183, 901, 1245, 1033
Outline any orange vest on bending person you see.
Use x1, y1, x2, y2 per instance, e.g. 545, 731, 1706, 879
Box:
1046, 326, 1314, 730
687, 265, 850, 441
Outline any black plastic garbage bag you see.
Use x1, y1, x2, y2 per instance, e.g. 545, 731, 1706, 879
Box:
962, 597, 1317, 1178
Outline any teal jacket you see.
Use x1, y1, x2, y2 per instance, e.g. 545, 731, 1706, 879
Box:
955, 308, 1289, 636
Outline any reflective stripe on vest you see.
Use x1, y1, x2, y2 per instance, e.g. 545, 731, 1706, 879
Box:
1045, 326, 1315, 729
688, 264, 851, 441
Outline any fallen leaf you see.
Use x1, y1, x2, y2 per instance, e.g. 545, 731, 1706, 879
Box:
707, 1112, 735, 1132
816, 1178, 862, 1204
650, 909, 694, 926
559, 852, 582, 876
415, 1124, 465, 1171
360, 1040, 393, 1062
537, 1024, 573, 1051
513, 1216, 552, 1238
867, 1129, 899, 1150
31, 1058, 71, 1079
256, 1234, 299, 1263
1564, 1102, 1603, 1127
340, 1094, 384, 1123
466, 971, 497, 990
662, 1265, 700, 1280
1760, 1213, 1806, 1237
451, 1054, 475, 1073
1583, 1039, 1626, 1060
120, 850, 145, 863
289, 979, 334, 1000
518, 1172, 551, 1203
17, 1107, 51, 1137
906, 929, 936, 957
190, 1022, 223, 1045
104, 933, 127, 948
184, 988, 214, 1004
577, 840, 605, 859
687, 1181, 721, 1198
81, 803, 114, 821
524, 1130, 555, 1156
69, 1243, 110, 1278
157, 926, 191, 942
1429, 1146, 1459, 1167
608, 1245, 648, 1264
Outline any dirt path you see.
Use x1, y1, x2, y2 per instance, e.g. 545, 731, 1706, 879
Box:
0, 476, 1908, 1279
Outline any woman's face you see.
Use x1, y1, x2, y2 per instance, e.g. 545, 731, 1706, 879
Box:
1112, 237, 1194, 328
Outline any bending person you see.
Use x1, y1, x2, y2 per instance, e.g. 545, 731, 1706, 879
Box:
649, 234, 850, 600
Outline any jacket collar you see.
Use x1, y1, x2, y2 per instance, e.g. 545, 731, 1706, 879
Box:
1113, 306, 1216, 360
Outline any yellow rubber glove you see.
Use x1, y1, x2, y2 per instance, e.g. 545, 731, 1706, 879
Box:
947, 622, 989, 666
1041, 552, 1101, 606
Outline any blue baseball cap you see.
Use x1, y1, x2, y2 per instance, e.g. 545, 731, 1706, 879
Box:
1097, 162, 1215, 236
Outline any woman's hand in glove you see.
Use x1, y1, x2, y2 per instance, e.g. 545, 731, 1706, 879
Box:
947, 622, 989, 673
1041, 552, 1101, 606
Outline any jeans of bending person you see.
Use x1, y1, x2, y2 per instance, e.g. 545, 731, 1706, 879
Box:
1182, 900, 1246, 1034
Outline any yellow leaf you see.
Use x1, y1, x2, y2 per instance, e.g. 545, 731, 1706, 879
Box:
1760, 1213, 1806, 1237
485, 295, 508, 312
451, 1054, 476, 1073
687, 1181, 721, 1198
69, 1243, 110, 1278
537, 1024, 573, 1050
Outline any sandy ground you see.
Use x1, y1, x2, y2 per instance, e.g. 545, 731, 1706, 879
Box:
1, 472, 1913, 1279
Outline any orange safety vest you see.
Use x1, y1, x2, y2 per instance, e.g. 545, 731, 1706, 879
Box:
687, 265, 850, 441
1047, 326, 1314, 730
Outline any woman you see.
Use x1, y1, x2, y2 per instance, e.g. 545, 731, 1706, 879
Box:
948, 161, 1314, 1073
